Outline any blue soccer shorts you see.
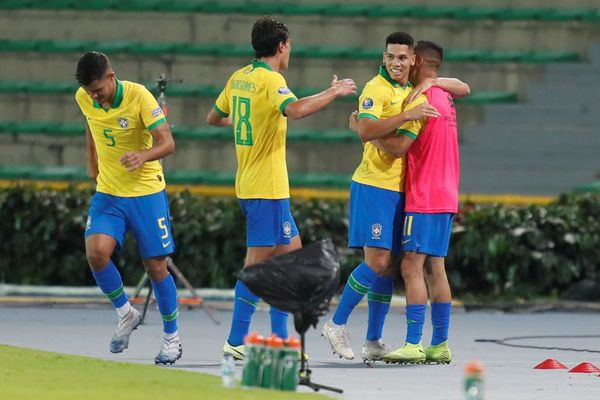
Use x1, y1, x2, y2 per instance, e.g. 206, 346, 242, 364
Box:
401, 213, 455, 257
348, 181, 405, 255
85, 190, 175, 258
239, 198, 299, 247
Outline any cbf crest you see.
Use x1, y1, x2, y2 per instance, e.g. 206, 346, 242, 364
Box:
282, 221, 292, 237
118, 116, 129, 129
371, 223, 382, 239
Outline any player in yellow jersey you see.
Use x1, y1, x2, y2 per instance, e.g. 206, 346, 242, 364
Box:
322, 32, 468, 363
75, 52, 181, 364
206, 16, 357, 360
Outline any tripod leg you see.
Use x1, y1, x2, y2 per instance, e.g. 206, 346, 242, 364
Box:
299, 379, 344, 394
131, 273, 149, 301
166, 257, 221, 325
141, 279, 153, 324
297, 331, 344, 394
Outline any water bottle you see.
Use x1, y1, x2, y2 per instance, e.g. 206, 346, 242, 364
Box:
464, 360, 485, 400
261, 335, 284, 389
221, 353, 236, 388
279, 337, 300, 391
241, 332, 264, 387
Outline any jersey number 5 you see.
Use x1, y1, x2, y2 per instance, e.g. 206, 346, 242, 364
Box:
232, 96, 253, 146
157, 217, 169, 239
103, 128, 116, 147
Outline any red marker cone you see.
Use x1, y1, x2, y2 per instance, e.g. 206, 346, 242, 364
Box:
569, 362, 600, 373
533, 359, 568, 370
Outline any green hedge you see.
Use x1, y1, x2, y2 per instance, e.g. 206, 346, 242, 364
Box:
1, 186, 598, 299
0, 187, 360, 288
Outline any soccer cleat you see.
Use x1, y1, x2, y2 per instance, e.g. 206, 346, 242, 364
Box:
154, 335, 183, 365
425, 341, 452, 364
109, 306, 141, 353
321, 320, 354, 360
223, 341, 309, 362
382, 342, 426, 364
223, 342, 245, 361
361, 339, 391, 364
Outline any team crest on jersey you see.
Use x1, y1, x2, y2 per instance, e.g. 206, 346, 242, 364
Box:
151, 107, 163, 118
118, 117, 128, 128
362, 98, 374, 109
282, 221, 292, 237
371, 223, 382, 239
278, 87, 291, 95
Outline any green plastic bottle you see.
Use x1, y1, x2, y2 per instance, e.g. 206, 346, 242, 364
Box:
261, 335, 284, 389
241, 332, 264, 387
464, 360, 485, 400
279, 337, 300, 391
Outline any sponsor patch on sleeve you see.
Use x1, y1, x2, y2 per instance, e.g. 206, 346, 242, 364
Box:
277, 87, 291, 95
151, 107, 163, 118
362, 98, 374, 109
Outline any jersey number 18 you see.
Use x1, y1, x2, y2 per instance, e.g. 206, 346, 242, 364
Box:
232, 96, 253, 146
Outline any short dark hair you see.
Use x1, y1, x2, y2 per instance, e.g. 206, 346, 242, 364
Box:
251, 16, 290, 58
75, 51, 110, 86
385, 32, 414, 48
415, 41, 444, 69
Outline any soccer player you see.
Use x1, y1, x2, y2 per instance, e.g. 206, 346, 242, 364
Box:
321, 32, 439, 363
323, 33, 469, 363
206, 16, 357, 361
383, 41, 466, 364
75, 52, 182, 365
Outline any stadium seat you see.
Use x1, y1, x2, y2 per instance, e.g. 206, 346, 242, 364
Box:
0, 164, 353, 188
0, 165, 38, 179
454, 91, 518, 104
3, 1, 597, 24
0, 79, 519, 104
573, 180, 600, 193
0, 39, 582, 64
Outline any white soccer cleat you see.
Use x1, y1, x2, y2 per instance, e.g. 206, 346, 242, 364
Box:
361, 339, 391, 363
154, 335, 183, 365
321, 320, 355, 360
109, 306, 141, 353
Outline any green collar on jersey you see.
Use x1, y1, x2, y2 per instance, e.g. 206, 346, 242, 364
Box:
252, 59, 273, 71
378, 65, 412, 89
93, 78, 124, 110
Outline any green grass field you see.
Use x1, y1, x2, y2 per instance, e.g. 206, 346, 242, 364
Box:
0, 345, 326, 400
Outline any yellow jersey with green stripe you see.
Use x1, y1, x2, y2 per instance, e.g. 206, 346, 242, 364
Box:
352, 66, 427, 192
214, 60, 297, 199
75, 79, 167, 197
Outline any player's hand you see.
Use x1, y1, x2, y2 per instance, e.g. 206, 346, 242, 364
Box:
120, 151, 147, 171
348, 110, 359, 132
404, 102, 441, 120
331, 74, 357, 97
404, 77, 436, 105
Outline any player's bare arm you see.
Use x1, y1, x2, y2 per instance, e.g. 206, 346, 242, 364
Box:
356, 103, 439, 142
85, 120, 99, 180
284, 74, 357, 119
119, 121, 175, 172
206, 109, 232, 127
371, 132, 415, 158
405, 77, 470, 105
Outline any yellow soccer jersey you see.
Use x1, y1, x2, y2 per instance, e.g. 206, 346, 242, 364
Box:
214, 60, 297, 199
352, 66, 427, 192
75, 79, 168, 197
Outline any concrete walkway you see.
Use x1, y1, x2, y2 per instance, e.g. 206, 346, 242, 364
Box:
1, 302, 600, 399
